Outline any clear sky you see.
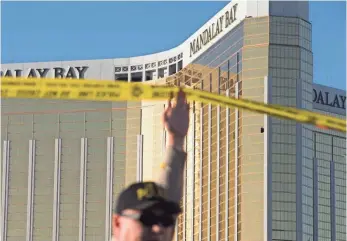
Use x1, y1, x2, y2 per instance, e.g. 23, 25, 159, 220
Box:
1, 1, 346, 90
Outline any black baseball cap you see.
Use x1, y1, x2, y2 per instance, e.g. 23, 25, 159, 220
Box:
114, 181, 182, 215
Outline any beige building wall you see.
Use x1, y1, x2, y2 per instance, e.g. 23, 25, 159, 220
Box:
0, 98, 143, 241
140, 100, 166, 182
124, 101, 141, 185
236, 16, 269, 241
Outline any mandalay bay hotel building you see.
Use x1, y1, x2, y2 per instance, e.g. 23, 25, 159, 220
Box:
0, 1, 346, 241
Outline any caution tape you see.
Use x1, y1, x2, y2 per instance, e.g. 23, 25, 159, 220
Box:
1, 77, 346, 133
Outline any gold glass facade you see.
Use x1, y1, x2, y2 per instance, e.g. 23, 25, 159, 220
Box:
162, 16, 271, 241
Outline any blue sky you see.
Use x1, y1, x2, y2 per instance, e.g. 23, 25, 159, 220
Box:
1, 1, 346, 90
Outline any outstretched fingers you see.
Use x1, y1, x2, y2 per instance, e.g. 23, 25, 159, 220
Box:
176, 88, 187, 107
163, 92, 173, 123
168, 91, 173, 108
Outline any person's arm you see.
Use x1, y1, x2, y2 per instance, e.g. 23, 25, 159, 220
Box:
156, 135, 187, 204
156, 90, 189, 204
157, 136, 187, 241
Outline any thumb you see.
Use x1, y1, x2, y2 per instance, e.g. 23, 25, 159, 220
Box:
167, 92, 173, 108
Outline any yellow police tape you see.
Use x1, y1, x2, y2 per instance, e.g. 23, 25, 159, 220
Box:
1, 77, 346, 133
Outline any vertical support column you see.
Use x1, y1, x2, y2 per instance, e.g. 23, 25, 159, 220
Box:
142, 65, 146, 82
127, 69, 131, 82
313, 133, 318, 241
26, 140, 36, 241
183, 136, 190, 240
225, 61, 230, 241
191, 106, 196, 241
207, 74, 212, 241
136, 135, 144, 182
173, 105, 178, 241
216, 68, 221, 241
234, 53, 240, 241
199, 80, 204, 241
295, 79, 303, 241
52, 138, 62, 241
330, 137, 336, 241
263, 76, 273, 241
1, 140, 10, 241
105, 137, 114, 241
183, 137, 187, 241
162, 104, 167, 156
79, 138, 87, 241
330, 160, 336, 241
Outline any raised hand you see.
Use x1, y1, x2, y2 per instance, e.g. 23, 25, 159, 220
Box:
162, 89, 190, 150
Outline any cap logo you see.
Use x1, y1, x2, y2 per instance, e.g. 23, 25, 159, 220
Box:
136, 183, 157, 200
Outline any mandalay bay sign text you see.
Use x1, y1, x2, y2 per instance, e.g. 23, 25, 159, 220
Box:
0, 66, 89, 79
189, 3, 238, 57
312, 85, 346, 115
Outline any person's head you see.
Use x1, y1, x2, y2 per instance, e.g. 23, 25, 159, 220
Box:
112, 181, 181, 241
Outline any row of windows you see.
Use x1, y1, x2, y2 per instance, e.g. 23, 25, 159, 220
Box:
270, 67, 300, 80
272, 173, 296, 182
270, 34, 301, 46
315, 134, 334, 144
301, 48, 313, 63
317, 191, 331, 201
270, 45, 300, 58
272, 230, 296, 240
318, 206, 332, 215
301, 61, 313, 74
270, 22, 300, 36
271, 16, 307, 25
272, 221, 296, 230
300, 38, 312, 52
272, 125, 296, 134
269, 57, 300, 69
273, 183, 297, 192
272, 211, 297, 220
272, 144, 297, 154
299, 24, 312, 41
272, 192, 296, 202
272, 202, 296, 211
272, 164, 296, 174
272, 86, 297, 97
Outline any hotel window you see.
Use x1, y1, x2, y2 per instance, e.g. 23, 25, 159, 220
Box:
131, 72, 142, 82
177, 60, 183, 71
145, 70, 155, 81
158, 68, 166, 78
169, 64, 176, 76
115, 73, 128, 81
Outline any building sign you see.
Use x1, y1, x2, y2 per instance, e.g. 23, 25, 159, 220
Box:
189, 3, 238, 57
312, 84, 346, 116
313, 89, 346, 110
0, 66, 89, 79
